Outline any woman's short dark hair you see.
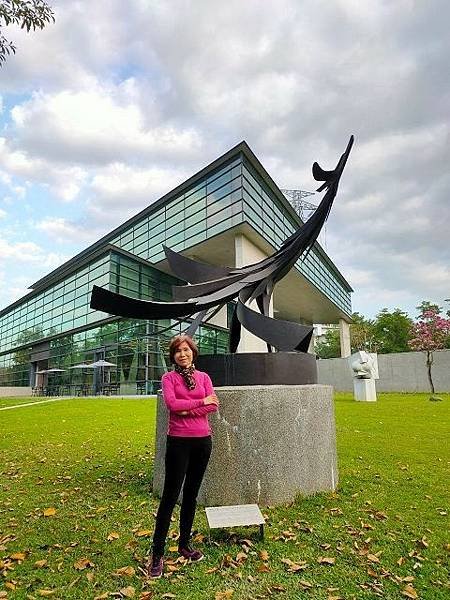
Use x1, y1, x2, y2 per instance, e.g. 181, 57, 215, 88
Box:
169, 335, 199, 364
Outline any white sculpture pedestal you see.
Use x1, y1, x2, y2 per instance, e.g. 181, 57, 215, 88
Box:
354, 378, 377, 402
349, 351, 379, 402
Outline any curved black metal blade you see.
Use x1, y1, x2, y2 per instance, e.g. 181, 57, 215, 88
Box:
90, 285, 199, 319
164, 245, 232, 283
229, 304, 241, 353
172, 271, 247, 301
312, 162, 334, 181
236, 300, 313, 352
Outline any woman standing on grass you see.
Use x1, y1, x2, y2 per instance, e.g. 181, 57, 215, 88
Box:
147, 334, 219, 578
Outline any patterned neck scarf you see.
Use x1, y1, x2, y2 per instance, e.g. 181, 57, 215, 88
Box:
174, 363, 196, 390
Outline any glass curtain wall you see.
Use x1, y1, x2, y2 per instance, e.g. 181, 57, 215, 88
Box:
0, 248, 229, 391
111, 157, 243, 264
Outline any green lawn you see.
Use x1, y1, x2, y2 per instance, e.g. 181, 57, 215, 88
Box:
0, 393, 448, 599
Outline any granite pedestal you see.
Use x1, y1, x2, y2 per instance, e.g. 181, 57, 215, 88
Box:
153, 384, 337, 506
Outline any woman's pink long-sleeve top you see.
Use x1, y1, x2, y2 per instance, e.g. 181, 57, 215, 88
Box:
161, 370, 218, 437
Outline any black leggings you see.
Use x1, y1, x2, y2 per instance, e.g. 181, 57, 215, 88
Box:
152, 435, 212, 556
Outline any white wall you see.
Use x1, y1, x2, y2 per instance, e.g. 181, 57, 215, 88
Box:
318, 349, 450, 392
0, 387, 33, 397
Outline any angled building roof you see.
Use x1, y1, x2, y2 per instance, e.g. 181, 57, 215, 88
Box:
29, 141, 352, 294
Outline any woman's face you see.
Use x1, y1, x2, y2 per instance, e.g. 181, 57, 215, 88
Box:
174, 341, 194, 368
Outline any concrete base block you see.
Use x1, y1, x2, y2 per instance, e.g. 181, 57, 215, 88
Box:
153, 384, 338, 506
354, 378, 377, 401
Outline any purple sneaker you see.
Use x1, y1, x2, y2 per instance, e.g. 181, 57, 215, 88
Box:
178, 546, 204, 562
146, 554, 163, 578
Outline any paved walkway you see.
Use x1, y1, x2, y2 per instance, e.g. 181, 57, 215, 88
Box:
0, 395, 157, 411
0, 397, 70, 411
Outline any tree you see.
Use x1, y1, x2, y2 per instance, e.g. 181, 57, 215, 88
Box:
350, 312, 376, 352
315, 328, 340, 359
408, 303, 450, 400
0, 0, 54, 65
372, 308, 413, 354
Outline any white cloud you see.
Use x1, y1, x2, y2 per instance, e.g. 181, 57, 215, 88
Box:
0, 138, 87, 201
0, 237, 68, 268
90, 162, 187, 208
9, 84, 203, 166
0, 238, 42, 262
35, 217, 98, 245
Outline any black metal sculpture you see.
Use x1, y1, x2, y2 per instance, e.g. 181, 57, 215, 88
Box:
90, 136, 354, 353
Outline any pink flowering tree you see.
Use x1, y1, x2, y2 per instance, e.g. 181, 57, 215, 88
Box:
409, 304, 450, 398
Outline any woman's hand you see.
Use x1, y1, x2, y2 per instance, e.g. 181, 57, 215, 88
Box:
203, 394, 219, 406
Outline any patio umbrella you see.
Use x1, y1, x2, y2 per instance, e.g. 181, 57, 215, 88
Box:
90, 360, 117, 367
69, 363, 95, 387
90, 360, 117, 388
46, 368, 67, 372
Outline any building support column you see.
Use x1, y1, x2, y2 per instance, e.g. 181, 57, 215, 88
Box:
234, 234, 271, 352
339, 319, 351, 358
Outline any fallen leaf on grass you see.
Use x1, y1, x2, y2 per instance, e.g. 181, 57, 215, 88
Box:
120, 586, 135, 598
166, 564, 181, 573
38, 590, 56, 597
0, 592, 7, 598
10, 552, 27, 561
281, 558, 307, 572
43, 508, 56, 517
259, 550, 269, 561
113, 566, 136, 577
257, 563, 270, 572
299, 579, 313, 589
161, 595, 176, 599
107, 532, 120, 541
94, 594, 109, 600
367, 553, 380, 563
215, 591, 233, 600
139, 593, 153, 600
402, 584, 418, 599
135, 530, 152, 538
34, 559, 48, 568
74, 557, 95, 570
318, 556, 335, 565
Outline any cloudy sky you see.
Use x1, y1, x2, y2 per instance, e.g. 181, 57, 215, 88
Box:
0, 0, 449, 320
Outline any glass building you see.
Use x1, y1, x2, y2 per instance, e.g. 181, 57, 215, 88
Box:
0, 142, 352, 395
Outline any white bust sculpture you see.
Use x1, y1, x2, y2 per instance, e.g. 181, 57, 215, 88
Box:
348, 351, 379, 401
350, 350, 378, 379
